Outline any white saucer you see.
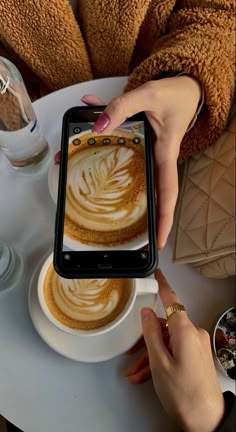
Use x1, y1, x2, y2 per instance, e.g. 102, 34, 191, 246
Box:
28, 257, 157, 363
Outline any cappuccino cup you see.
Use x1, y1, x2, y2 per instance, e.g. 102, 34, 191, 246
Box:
37, 253, 158, 337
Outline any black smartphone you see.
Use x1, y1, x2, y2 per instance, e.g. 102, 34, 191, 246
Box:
54, 106, 158, 278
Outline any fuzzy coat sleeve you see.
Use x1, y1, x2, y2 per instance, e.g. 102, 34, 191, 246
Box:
125, 0, 235, 161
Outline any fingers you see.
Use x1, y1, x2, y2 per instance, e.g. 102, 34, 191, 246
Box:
141, 308, 171, 368
159, 317, 168, 329
155, 269, 181, 308
126, 318, 168, 356
125, 351, 149, 377
126, 337, 146, 356
125, 351, 151, 384
54, 94, 105, 166
155, 153, 179, 249
126, 366, 151, 385
81, 94, 106, 106
54, 151, 60, 165
125, 314, 171, 386
92, 84, 153, 134
155, 270, 189, 330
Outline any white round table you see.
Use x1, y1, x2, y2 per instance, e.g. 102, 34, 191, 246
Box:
0, 77, 235, 432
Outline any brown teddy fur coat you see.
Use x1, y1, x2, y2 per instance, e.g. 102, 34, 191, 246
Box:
0, 0, 235, 160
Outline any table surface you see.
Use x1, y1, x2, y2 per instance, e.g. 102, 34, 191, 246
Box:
0, 77, 235, 432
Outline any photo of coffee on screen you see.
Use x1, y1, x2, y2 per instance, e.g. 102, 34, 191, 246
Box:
43, 264, 132, 330
63, 121, 148, 251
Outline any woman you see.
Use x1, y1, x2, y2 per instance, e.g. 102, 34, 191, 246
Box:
0, 0, 234, 248
1, 2, 235, 431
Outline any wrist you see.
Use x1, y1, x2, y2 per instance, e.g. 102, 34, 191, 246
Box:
183, 396, 225, 432
175, 74, 202, 106
175, 74, 204, 132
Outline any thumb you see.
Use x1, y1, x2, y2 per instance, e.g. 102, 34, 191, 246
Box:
141, 308, 170, 368
92, 84, 153, 134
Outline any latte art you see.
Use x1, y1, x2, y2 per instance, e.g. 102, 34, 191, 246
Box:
64, 133, 147, 246
51, 278, 119, 321
43, 264, 132, 330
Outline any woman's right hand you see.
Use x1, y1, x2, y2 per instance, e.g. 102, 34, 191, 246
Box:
125, 270, 225, 432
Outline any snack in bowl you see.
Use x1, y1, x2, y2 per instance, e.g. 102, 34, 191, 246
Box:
213, 307, 236, 380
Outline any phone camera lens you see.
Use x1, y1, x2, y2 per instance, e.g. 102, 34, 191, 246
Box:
140, 252, 147, 259
64, 253, 70, 260
73, 127, 81, 134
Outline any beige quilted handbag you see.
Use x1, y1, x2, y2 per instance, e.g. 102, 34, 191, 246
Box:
173, 102, 235, 278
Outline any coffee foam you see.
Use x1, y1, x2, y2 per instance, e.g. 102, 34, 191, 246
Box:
64, 134, 147, 246
43, 264, 132, 330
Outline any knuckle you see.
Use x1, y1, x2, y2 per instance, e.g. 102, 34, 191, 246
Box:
110, 95, 126, 116
178, 319, 195, 334
184, 325, 211, 347
198, 328, 210, 343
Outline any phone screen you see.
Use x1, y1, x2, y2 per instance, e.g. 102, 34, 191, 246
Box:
63, 120, 149, 253
55, 107, 157, 278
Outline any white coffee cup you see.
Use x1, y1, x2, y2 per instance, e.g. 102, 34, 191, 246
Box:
63, 130, 148, 252
37, 253, 158, 337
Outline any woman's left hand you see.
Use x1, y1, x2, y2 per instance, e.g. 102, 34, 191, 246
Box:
124, 317, 169, 384
81, 76, 201, 248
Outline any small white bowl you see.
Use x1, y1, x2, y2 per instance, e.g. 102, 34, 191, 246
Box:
212, 307, 236, 380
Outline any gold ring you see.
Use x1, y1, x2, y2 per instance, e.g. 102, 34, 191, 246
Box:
165, 303, 186, 327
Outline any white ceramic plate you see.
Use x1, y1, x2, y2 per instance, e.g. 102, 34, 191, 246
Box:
28, 255, 157, 363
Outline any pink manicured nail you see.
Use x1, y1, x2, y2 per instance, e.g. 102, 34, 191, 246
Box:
54, 151, 60, 165
81, 96, 89, 103
92, 113, 110, 133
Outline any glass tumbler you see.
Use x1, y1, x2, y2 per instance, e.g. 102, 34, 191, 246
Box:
0, 56, 50, 174
0, 240, 24, 293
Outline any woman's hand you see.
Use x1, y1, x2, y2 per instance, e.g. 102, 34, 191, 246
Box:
125, 270, 225, 432
82, 76, 201, 248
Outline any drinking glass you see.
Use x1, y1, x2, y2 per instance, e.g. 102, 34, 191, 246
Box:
0, 56, 50, 174
0, 240, 24, 292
